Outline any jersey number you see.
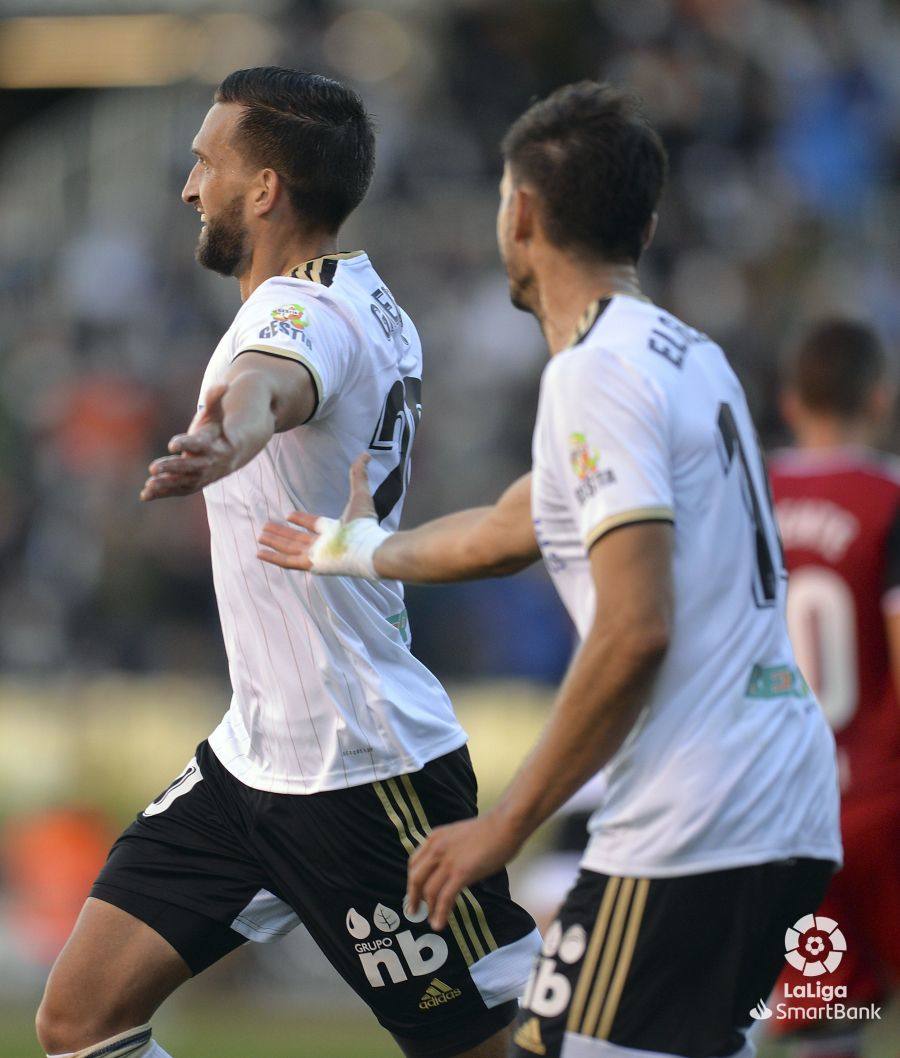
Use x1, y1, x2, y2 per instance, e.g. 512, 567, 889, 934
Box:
716, 402, 782, 607
786, 567, 858, 731
369, 377, 422, 523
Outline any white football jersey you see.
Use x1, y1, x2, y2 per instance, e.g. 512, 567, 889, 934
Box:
532, 295, 842, 876
201, 252, 465, 793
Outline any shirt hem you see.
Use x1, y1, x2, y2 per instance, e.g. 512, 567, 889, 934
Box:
207, 726, 468, 795
580, 841, 843, 878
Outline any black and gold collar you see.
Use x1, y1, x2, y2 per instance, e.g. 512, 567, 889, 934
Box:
289, 250, 365, 287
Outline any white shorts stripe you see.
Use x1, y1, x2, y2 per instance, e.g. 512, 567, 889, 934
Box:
470, 926, 541, 1009
230, 888, 301, 943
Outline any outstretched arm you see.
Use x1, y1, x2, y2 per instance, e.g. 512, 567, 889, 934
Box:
257, 458, 540, 583
141, 353, 316, 501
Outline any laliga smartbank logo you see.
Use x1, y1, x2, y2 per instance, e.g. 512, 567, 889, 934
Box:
784, 913, 845, 976
748, 915, 881, 1025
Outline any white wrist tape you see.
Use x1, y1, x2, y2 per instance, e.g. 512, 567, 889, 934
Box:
308, 516, 391, 579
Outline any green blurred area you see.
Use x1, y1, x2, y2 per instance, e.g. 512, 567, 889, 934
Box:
1, 1002, 898, 1058
1, 677, 897, 1056
0, 677, 552, 823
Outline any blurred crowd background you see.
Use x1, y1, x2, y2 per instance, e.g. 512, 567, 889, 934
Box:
2, 0, 899, 684
0, 0, 898, 1055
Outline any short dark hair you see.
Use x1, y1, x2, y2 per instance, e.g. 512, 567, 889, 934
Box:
789, 319, 888, 419
501, 81, 668, 263
215, 67, 375, 233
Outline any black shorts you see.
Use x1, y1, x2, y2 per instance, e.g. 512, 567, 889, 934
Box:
92, 741, 539, 1058
511, 858, 834, 1058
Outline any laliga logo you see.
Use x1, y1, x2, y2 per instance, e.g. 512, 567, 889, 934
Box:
785, 914, 846, 977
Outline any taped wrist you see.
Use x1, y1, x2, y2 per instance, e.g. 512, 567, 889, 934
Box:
308, 516, 391, 579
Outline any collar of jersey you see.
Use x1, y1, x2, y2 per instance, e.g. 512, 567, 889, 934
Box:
569, 292, 653, 347
288, 250, 366, 286
570, 297, 613, 347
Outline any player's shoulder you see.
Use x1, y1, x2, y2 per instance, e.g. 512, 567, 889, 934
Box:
236, 273, 358, 342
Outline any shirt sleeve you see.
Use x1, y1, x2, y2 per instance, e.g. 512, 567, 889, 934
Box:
232, 286, 356, 419
544, 349, 674, 548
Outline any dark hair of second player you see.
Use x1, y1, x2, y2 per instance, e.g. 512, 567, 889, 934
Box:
501, 81, 668, 265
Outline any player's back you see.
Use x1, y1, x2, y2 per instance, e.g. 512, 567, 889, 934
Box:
770, 447, 900, 801
533, 295, 841, 876
199, 252, 464, 795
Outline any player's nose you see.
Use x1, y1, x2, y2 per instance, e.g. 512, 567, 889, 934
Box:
182, 163, 200, 205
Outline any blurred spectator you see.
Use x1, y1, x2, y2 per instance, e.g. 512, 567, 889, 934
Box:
0, 0, 896, 681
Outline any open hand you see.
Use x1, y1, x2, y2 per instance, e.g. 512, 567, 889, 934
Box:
406, 810, 523, 931
257, 452, 376, 570
141, 384, 238, 501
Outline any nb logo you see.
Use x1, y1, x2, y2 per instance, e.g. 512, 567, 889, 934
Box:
346, 902, 448, 989
522, 921, 587, 1019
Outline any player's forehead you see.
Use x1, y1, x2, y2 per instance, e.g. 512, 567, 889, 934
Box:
191, 102, 244, 159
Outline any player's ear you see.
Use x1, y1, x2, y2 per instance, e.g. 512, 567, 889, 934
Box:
252, 168, 280, 218
512, 185, 536, 244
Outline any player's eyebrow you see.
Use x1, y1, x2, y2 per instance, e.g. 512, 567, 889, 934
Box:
191, 146, 209, 161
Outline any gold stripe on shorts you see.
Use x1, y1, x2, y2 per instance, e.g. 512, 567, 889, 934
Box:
374, 776, 500, 966
595, 877, 649, 1039
581, 877, 636, 1036
395, 772, 497, 956
566, 875, 622, 1034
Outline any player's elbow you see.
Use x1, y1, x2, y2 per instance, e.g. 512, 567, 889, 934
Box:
602, 611, 671, 670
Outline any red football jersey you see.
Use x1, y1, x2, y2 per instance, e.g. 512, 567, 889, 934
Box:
769, 446, 900, 803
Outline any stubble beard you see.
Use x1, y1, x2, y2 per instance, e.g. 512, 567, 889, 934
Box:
196, 196, 249, 277
507, 267, 536, 315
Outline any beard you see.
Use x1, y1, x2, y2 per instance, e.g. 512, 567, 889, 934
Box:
196, 196, 248, 276
507, 267, 536, 314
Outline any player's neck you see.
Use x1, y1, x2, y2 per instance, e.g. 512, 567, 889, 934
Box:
533, 254, 644, 355
238, 229, 339, 300
793, 417, 874, 451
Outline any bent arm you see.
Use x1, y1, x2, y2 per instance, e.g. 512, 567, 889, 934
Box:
407, 521, 674, 927
489, 521, 673, 835
375, 473, 539, 582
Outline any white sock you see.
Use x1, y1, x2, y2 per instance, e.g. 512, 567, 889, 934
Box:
47, 1024, 173, 1058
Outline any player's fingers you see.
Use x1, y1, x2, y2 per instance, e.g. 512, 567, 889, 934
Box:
430, 876, 462, 933
286, 512, 321, 533
422, 867, 450, 930
169, 431, 213, 456
149, 455, 207, 477
259, 521, 306, 541
257, 548, 311, 571
407, 841, 438, 908
345, 454, 376, 522
140, 475, 196, 501
257, 528, 312, 556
